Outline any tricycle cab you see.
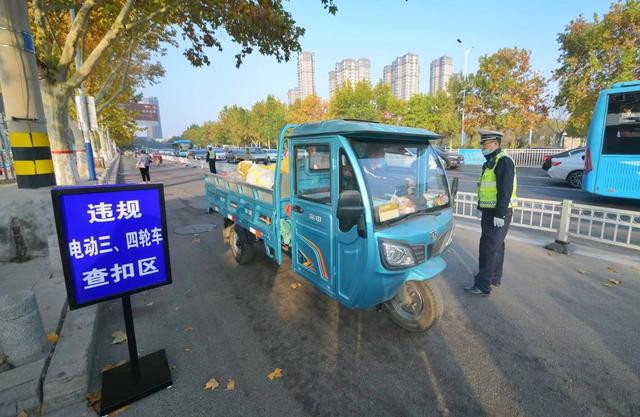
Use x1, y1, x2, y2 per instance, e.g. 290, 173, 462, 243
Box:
282, 121, 455, 312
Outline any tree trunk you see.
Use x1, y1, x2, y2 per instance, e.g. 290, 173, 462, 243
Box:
41, 81, 80, 185
68, 117, 88, 177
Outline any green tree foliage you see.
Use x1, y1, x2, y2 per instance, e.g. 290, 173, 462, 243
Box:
286, 95, 329, 124
250, 96, 287, 148
401, 92, 460, 141
329, 81, 404, 122
554, 0, 640, 135
468, 48, 548, 146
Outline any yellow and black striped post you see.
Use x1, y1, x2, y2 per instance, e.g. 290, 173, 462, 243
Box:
8, 121, 55, 188
0, 0, 56, 188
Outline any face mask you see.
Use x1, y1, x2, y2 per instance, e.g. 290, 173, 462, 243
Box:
481, 148, 493, 156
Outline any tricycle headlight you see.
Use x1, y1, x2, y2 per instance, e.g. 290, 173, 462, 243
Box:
380, 240, 416, 269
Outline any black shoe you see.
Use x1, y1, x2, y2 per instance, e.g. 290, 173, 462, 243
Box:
464, 285, 478, 292
466, 287, 490, 297
491, 281, 501, 287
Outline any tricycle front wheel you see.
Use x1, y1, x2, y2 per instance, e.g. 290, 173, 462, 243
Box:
387, 280, 443, 332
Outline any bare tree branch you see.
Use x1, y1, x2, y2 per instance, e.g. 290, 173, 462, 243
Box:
58, 0, 99, 72
96, 43, 136, 113
63, 0, 136, 92
122, 1, 179, 32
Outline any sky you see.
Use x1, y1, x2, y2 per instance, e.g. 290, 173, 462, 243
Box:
142, 0, 614, 138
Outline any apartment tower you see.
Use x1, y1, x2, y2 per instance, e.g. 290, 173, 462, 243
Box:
329, 58, 371, 97
430, 56, 454, 94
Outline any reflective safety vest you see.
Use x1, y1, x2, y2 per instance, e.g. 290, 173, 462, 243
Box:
208, 149, 216, 159
477, 151, 517, 209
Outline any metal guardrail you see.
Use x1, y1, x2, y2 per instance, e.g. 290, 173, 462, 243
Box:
454, 191, 640, 251
447, 148, 567, 167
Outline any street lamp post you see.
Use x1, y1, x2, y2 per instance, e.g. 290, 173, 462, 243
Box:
457, 39, 472, 148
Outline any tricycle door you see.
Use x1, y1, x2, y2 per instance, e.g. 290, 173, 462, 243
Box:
290, 142, 335, 294
334, 148, 368, 307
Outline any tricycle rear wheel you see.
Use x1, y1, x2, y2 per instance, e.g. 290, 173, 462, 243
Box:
229, 225, 255, 264
387, 280, 443, 332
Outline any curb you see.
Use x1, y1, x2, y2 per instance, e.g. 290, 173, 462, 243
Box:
454, 220, 640, 269
38, 155, 121, 416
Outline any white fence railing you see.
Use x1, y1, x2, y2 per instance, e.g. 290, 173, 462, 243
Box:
447, 148, 567, 167
454, 191, 640, 251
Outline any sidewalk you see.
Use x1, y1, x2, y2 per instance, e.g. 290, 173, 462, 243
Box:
0, 159, 118, 417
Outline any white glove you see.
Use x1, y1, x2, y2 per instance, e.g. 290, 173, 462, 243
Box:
493, 217, 505, 227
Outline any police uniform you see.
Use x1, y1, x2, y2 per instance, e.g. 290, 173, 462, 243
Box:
466, 130, 517, 295
206, 147, 217, 174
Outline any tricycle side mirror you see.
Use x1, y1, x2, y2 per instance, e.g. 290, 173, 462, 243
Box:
337, 190, 365, 233
450, 177, 459, 203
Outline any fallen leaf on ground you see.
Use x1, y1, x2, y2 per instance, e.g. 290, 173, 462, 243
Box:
184, 326, 193, 332
184, 348, 192, 352
576, 268, 588, 274
146, 302, 154, 307
17, 410, 28, 417
204, 378, 219, 391
226, 378, 236, 391
290, 283, 301, 289
86, 390, 101, 411
101, 360, 127, 372
267, 368, 283, 380
111, 330, 127, 345
47, 332, 59, 344
608, 278, 622, 285
607, 266, 619, 273
109, 405, 131, 416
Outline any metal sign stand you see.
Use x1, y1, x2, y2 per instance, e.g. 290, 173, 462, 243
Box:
100, 295, 172, 415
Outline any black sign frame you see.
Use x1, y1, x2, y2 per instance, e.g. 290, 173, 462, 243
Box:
51, 183, 172, 310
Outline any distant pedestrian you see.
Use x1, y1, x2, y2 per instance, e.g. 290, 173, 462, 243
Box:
464, 129, 517, 297
152, 150, 162, 166
206, 145, 217, 174
136, 149, 152, 183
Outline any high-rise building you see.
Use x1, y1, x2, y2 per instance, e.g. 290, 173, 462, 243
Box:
287, 87, 300, 105
430, 56, 454, 95
297, 52, 316, 99
383, 65, 393, 87
386, 53, 420, 101
329, 57, 371, 97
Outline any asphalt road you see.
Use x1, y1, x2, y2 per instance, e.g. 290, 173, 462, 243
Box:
446, 165, 640, 212
88, 159, 640, 417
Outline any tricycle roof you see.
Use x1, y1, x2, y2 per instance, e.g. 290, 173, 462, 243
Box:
289, 119, 443, 141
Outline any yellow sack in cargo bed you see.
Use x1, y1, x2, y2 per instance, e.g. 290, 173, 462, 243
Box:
245, 164, 275, 189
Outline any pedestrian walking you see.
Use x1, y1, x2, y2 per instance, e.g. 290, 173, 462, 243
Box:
136, 149, 152, 183
464, 129, 517, 296
206, 145, 217, 174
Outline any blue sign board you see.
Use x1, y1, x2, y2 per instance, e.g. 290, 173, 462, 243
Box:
51, 184, 172, 309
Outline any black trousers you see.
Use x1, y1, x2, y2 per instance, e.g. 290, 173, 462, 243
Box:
475, 209, 512, 293
208, 160, 217, 174
139, 167, 150, 182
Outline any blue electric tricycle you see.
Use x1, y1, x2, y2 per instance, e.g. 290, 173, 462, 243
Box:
205, 120, 458, 331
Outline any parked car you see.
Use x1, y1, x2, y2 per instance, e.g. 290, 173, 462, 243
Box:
264, 148, 277, 162
546, 147, 585, 188
188, 149, 208, 160
432, 145, 464, 169
213, 148, 226, 160
225, 147, 269, 164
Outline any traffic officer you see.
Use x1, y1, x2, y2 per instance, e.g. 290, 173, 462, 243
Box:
206, 145, 217, 174
464, 129, 517, 296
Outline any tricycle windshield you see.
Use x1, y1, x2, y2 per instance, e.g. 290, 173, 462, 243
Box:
350, 140, 450, 226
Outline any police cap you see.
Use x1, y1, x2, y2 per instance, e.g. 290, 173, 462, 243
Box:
478, 129, 504, 144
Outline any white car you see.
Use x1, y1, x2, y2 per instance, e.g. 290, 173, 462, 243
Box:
547, 147, 585, 188
264, 149, 277, 162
